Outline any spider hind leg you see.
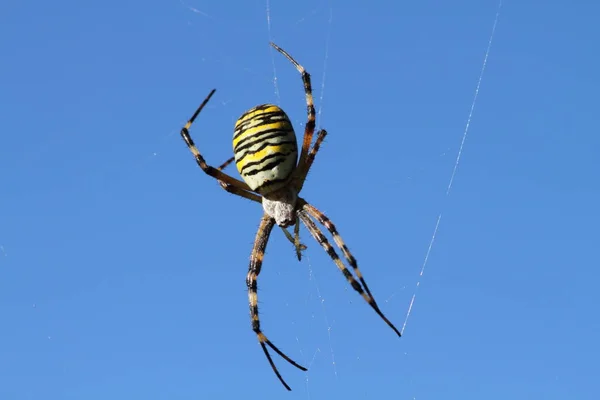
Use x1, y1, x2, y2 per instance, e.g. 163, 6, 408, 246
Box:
248, 214, 307, 391
298, 205, 401, 337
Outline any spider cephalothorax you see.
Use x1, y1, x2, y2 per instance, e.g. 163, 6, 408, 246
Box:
261, 187, 298, 227
179, 42, 400, 391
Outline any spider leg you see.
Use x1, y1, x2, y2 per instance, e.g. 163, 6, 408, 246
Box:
281, 224, 307, 260
302, 202, 376, 303
217, 156, 235, 172
269, 43, 316, 184
296, 129, 327, 193
304, 129, 327, 174
216, 180, 262, 202
293, 219, 303, 261
247, 214, 307, 391
180, 89, 254, 191
297, 207, 401, 337
211, 157, 262, 202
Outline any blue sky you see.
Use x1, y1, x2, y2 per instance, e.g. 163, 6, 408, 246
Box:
1, 0, 599, 398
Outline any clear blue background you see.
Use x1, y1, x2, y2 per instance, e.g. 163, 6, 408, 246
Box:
1, 1, 599, 399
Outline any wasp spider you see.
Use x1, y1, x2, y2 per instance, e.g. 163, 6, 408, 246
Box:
180, 42, 400, 391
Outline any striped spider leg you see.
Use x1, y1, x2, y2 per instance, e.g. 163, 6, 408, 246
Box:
180, 89, 258, 202
296, 201, 401, 337
246, 214, 308, 391
268, 42, 317, 190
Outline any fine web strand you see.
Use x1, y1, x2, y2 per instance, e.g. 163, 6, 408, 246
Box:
306, 254, 338, 381
401, 1, 502, 335
295, 334, 320, 400
179, 0, 214, 19
265, 0, 281, 104
446, 2, 502, 195
316, 4, 333, 128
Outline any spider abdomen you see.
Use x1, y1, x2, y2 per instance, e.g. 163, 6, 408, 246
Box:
233, 104, 298, 195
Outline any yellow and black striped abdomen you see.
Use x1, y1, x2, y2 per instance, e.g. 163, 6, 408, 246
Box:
233, 104, 298, 195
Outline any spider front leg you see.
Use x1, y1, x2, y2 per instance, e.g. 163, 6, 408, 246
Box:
247, 214, 307, 391
270, 42, 316, 182
180, 89, 255, 195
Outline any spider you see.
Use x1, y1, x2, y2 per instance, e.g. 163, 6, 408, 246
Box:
180, 42, 401, 391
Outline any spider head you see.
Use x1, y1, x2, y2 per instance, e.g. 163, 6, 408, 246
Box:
262, 186, 298, 227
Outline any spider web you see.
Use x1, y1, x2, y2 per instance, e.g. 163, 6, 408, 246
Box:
399, 0, 503, 336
